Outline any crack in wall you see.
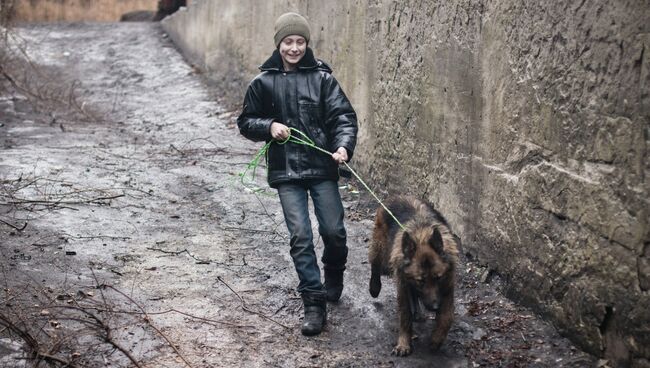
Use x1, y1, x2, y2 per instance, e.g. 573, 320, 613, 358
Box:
639, 242, 650, 292
598, 305, 613, 349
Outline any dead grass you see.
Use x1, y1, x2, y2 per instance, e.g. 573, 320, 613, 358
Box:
0, 50, 98, 123
0, 0, 16, 30
0, 19, 99, 122
13, 0, 159, 22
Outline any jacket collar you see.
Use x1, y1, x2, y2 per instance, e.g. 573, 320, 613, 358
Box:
259, 47, 332, 73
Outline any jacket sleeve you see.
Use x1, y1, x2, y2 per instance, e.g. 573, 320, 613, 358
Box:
237, 77, 274, 142
321, 74, 358, 160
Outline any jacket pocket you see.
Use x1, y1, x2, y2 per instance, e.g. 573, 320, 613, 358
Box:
298, 103, 327, 149
267, 143, 286, 171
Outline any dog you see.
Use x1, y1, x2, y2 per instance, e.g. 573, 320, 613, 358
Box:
368, 196, 460, 356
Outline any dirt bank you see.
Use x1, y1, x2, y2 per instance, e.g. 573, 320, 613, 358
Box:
0, 23, 596, 368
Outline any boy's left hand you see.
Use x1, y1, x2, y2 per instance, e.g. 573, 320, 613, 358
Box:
332, 147, 348, 164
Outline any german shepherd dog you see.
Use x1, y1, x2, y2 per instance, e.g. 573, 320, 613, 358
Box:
369, 196, 460, 356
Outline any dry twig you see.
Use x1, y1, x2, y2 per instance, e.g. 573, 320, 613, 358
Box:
0, 312, 82, 368
217, 276, 290, 330
146, 246, 211, 264
104, 285, 195, 368
0, 218, 27, 231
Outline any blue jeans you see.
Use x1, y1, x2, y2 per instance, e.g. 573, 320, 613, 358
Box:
277, 180, 348, 295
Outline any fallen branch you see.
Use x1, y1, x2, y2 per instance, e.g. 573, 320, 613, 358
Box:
35, 351, 82, 368
45, 304, 254, 329
0, 218, 27, 231
69, 234, 131, 241
217, 276, 290, 330
146, 247, 210, 264
105, 285, 194, 368
0, 312, 81, 368
90, 270, 143, 367
220, 226, 278, 234
85, 309, 143, 368
6, 193, 125, 205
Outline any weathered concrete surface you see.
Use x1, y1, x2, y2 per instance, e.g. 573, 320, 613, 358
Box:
161, 0, 649, 365
476, 4, 649, 367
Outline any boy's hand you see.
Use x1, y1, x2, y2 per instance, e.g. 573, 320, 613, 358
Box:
332, 147, 348, 164
271, 122, 290, 141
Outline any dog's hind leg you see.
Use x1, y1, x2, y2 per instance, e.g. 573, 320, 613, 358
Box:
369, 262, 382, 297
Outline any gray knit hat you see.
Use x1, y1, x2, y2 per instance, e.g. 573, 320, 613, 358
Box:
274, 12, 311, 47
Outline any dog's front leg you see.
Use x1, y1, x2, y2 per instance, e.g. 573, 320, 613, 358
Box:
431, 288, 454, 350
392, 280, 413, 356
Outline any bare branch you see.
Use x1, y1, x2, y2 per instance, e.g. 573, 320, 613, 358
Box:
217, 276, 290, 330
105, 285, 195, 368
0, 218, 27, 231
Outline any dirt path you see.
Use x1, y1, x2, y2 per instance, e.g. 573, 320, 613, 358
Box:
0, 23, 596, 368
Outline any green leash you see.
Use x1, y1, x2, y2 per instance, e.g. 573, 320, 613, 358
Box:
239, 128, 406, 230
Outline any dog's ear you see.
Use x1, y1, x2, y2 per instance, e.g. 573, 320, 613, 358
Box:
429, 227, 444, 253
402, 231, 416, 260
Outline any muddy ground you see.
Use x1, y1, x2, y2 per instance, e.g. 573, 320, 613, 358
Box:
0, 23, 598, 368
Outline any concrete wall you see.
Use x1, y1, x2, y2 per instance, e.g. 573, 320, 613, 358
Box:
162, 0, 649, 365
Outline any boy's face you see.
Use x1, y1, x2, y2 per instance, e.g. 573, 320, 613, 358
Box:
279, 35, 306, 69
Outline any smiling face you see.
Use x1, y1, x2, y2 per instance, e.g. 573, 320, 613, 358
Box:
278, 35, 307, 71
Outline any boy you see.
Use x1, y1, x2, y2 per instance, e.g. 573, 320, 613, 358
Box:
237, 12, 358, 336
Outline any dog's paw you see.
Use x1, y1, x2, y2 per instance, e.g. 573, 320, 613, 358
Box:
391, 343, 412, 356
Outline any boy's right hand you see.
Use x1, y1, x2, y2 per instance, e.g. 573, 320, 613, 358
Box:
271, 122, 290, 141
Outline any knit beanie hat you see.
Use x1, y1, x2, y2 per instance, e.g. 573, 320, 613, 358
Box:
274, 12, 311, 47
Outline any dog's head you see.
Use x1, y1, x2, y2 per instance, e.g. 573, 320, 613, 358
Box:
400, 226, 453, 310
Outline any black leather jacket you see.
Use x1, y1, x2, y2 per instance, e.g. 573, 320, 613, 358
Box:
237, 48, 358, 188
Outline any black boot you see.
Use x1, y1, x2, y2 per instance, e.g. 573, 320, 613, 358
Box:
324, 269, 344, 302
301, 293, 327, 336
